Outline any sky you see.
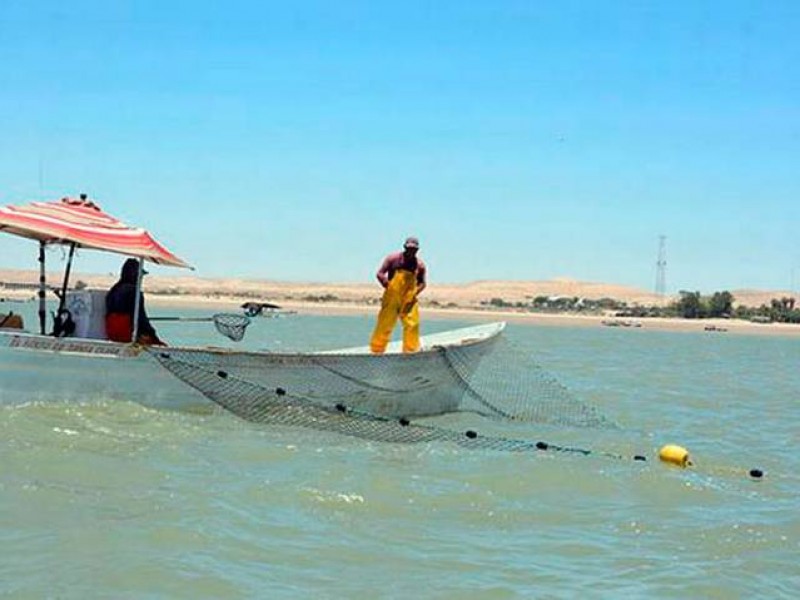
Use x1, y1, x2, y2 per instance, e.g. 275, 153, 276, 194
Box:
1, 0, 798, 293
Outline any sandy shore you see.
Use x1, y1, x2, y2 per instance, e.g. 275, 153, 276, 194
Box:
131, 294, 799, 337
2, 269, 798, 337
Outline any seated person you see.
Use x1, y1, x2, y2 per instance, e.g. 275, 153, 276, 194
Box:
105, 258, 165, 345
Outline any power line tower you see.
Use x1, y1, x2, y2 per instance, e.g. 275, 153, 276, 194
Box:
655, 235, 667, 297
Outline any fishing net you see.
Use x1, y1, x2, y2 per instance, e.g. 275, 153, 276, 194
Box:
212, 314, 251, 342
148, 329, 615, 447
446, 338, 614, 429
148, 348, 631, 459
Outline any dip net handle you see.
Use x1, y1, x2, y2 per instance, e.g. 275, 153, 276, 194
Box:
151, 313, 251, 342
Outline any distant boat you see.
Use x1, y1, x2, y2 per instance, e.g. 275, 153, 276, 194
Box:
241, 301, 295, 318
601, 319, 642, 328
749, 316, 772, 324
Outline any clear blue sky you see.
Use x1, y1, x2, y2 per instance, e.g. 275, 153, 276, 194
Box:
1, 1, 798, 293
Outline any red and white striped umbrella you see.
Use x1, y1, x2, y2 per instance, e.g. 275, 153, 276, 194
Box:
0, 196, 191, 268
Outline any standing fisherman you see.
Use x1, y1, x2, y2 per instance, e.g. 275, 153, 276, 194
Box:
370, 237, 427, 353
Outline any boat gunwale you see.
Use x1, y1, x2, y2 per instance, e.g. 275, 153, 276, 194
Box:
0, 322, 506, 360
160, 321, 507, 359
0, 321, 506, 359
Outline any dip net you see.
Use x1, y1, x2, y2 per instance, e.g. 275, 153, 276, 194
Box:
147, 336, 617, 453
212, 314, 251, 342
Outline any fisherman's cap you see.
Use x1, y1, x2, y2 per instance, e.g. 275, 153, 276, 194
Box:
404, 236, 420, 249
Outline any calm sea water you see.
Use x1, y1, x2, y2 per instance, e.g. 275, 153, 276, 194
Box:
1, 303, 798, 598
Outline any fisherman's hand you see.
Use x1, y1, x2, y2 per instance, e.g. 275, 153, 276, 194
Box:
401, 297, 418, 315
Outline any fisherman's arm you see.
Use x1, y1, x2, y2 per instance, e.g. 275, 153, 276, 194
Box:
415, 262, 427, 297
376, 256, 392, 288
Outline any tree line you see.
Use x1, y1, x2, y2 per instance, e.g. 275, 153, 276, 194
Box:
478, 290, 800, 324
674, 291, 799, 323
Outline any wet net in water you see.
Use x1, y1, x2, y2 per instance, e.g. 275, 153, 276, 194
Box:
443, 337, 614, 429
149, 348, 627, 458
147, 333, 619, 455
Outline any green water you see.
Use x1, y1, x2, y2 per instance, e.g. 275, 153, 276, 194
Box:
1, 307, 798, 598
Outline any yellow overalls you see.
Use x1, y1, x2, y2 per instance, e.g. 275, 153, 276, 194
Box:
370, 269, 420, 353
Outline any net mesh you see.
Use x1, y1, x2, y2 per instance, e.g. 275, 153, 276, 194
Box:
146, 330, 618, 455
213, 314, 251, 342
446, 338, 615, 428
148, 349, 624, 458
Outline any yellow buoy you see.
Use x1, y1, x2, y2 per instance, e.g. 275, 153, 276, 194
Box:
659, 444, 692, 468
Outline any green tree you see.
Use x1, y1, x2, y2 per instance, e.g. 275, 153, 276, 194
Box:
708, 291, 734, 317
676, 290, 704, 319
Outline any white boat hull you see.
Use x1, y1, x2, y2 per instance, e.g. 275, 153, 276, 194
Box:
0, 335, 209, 411
0, 322, 505, 417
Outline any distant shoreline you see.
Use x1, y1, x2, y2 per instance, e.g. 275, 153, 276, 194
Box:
137, 294, 800, 338
4, 290, 798, 337
2, 268, 798, 337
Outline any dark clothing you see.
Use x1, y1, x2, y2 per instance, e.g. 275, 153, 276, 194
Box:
105, 281, 157, 338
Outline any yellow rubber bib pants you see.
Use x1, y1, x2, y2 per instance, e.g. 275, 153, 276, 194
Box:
370, 269, 420, 353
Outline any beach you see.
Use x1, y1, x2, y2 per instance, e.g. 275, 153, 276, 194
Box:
142, 296, 800, 337
2, 268, 799, 337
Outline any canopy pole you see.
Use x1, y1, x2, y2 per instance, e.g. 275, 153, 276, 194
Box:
38, 241, 46, 335
57, 243, 76, 317
131, 257, 144, 343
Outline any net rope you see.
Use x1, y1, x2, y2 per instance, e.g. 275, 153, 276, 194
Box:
149, 335, 613, 427
146, 332, 620, 456
148, 349, 629, 458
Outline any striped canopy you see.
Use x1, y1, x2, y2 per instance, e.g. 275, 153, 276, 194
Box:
0, 196, 191, 268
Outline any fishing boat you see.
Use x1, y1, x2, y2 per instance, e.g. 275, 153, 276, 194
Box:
0, 196, 505, 417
